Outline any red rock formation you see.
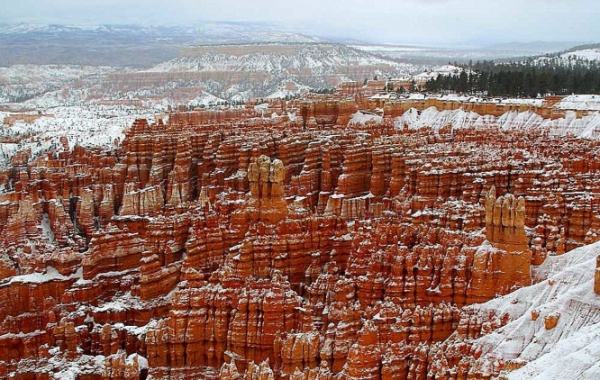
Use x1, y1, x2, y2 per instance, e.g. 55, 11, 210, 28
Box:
299, 99, 357, 127
468, 186, 532, 303
340, 321, 382, 380
3, 98, 600, 379
248, 155, 288, 224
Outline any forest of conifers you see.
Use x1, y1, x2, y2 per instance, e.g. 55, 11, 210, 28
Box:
426, 56, 600, 97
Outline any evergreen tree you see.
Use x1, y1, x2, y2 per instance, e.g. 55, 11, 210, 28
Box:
424, 58, 600, 97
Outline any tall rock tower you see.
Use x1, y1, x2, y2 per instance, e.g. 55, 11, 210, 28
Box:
468, 186, 532, 303
248, 155, 288, 224
484, 185, 528, 249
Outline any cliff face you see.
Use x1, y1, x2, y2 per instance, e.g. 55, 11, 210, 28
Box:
2, 98, 600, 379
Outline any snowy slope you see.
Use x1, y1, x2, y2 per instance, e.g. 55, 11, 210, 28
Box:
0, 105, 155, 168
187, 91, 225, 107
352, 42, 581, 63
349, 111, 383, 125
560, 48, 600, 62
0, 22, 322, 45
0, 65, 116, 104
555, 95, 600, 111
0, 22, 324, 66
413, 64, 463, 82
138, 43, 413, 100
531, 45, 600, 67
393, 106, 600, 138
464, 241, 600, 379
147, 44, 411, 75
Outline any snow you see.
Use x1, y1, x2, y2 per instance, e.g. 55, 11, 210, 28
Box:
266, 89, 291, 99
413, 65, 463, 82
465, 240, 600, 379
369, 93, 398, 100
187, 91, 225, 107
352, 44, 427, 53
394, 106, 481, 131
500, 98, 544, 107
555, 95, 600, 111
393, 106, 600, 138
0, 64, 117, 106
407, 93, 426, 100
0, 329, 45, 340
131, 354, 148, 370
349, 111, 382, 125
8, 266, 81, 284
47, 353, 103, 380
436, 94, 482, 102
409, 95, 543, 107
532, 48, 600, 68
0, 105, 155, 169
560, 48, 600, 62
41, 213, 55, 244
146, 44, 406, 74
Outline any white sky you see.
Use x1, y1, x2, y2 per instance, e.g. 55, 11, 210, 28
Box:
2, 0, 599, 45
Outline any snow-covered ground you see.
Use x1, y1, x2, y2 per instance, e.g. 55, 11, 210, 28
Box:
146, 44, 411, 74
466, 240, 600, 379
431, 94, 544, 107
8, 266, 80, 284
187, 91, 225, 107
413, 65, 464, 82
532, 47, 600, 68
0, 65, 117, 105
555, 95, 600, 111
392, 106, 600, 138
352, 42, 580, 63
265, 81, 311, 99
560, 48, 600, 62
0, 105, 157, 168
349, 111, 383, 125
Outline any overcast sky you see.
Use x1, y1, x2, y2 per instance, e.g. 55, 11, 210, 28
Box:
2, 0, 599, 46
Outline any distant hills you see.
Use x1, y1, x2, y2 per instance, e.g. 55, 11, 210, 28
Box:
0, 22, 321, 67
558, 44, 600, 62
0, 22, 596, 67
0, 22, 598, 105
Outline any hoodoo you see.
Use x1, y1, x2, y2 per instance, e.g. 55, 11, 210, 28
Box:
2, 101, 600, 378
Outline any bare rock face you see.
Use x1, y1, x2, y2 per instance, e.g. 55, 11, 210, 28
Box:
468, 186, 532, 303
248, 155, 288, 224
82, 225, 147, 279
340, 320, 382, 380
299, 99, 358, 127
2, 97, 600, 379
484, 186, 527, 248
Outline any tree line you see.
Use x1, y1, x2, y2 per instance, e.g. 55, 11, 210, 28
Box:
425, 58, 600, 97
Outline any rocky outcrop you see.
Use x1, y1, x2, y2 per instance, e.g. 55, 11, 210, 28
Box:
248, 155, 288, 224
467, 186, 533, 303
299, 99, 358, 127
484, 186, 527, 248
3, 97, 600, 379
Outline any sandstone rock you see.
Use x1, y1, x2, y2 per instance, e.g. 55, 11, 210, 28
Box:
3, 100, 600, 379
544, 313, 560, 330
248, 155, 288, 224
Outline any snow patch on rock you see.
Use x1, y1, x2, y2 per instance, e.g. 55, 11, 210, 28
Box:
466, 240, 600, 379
